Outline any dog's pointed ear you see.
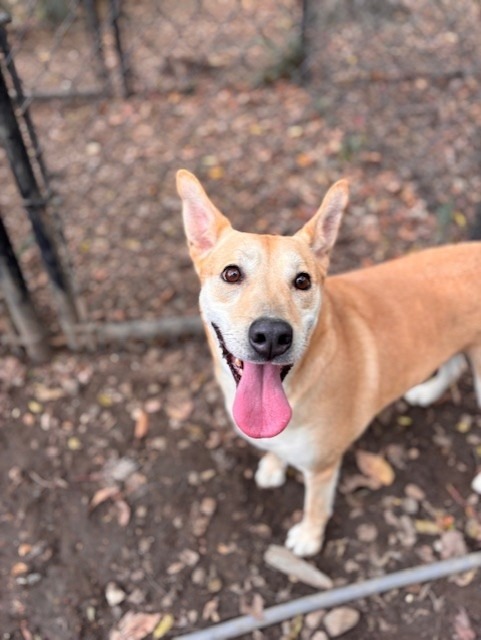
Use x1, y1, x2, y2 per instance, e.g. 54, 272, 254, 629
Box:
176, 170, 232, 261
295, 180, 349, 259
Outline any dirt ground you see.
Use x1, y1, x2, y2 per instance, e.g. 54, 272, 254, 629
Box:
1, 331, 481, 640
1, 1, 481, 639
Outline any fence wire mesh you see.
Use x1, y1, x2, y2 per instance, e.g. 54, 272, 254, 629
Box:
0, 0, 481, 346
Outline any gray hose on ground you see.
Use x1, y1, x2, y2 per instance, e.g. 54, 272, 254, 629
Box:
175, 551, 481, 640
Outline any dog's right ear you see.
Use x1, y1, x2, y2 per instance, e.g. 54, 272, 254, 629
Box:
176, 170, 231, 262
294, 180, 349, 262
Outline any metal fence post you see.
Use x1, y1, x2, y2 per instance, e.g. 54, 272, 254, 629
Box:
0, 209, 51, 361
82, 0, 111, 94
299, 0, 315, 82
0, 39, 80, 349
0, 13, 50, 190
108, 0, 133, 97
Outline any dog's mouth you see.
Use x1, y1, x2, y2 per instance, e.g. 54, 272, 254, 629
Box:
212, 323, 292, 385
212, 323, 293, 439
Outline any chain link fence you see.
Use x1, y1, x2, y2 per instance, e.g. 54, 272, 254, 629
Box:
1, 0, 481, 356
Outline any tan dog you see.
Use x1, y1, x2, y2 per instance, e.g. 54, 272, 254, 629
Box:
177, 169, 481, 557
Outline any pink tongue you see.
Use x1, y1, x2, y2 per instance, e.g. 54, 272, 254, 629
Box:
232, 362, 292, 438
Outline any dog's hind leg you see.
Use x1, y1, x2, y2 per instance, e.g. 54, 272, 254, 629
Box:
404, 353, 467, 407
467, 345, 481, 409
467, 345, 481, 496
255, 452, 287, 488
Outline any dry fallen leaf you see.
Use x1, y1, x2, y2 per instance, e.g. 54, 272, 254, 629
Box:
355, 450, 395, 487
90, 486, 120, 510
414, 519, 441, 536
97, 392, 114, 408
19, 621, 33, 640
453, 608, 476, 640
340, 473, 381, 493
153, 614, 174, 638
11, 562, 28, 577
240, 593, 265, 620
109, 611, 161, 640
34, 384, 66, 402
284, 615, 303, 640
67, 437, 83, 451
264, 545, 333, 589
27, 401, 43, 414
451, 568, 477, 588
115, 499, 132, 527
439, 530, 467, 560
202, 597, 219, 622
144, 398, 162, 413
165, 391, 194, 422
134, 410, 150, 439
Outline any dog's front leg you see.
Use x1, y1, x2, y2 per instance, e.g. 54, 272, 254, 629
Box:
286, 462, 340, 557
255, 452, 287, 488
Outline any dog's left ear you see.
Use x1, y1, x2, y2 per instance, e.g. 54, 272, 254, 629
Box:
176, 169, 232, 262
295, 180, 349, 259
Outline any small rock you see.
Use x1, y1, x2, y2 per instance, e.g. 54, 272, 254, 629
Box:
471, 472, 481, 495
405, 483, 426, 501
187, 609, 199, 624
402, 497, 419, 515
179, 549, 199, 567
86, 141, 101, 156
167, 562, 184, 576
191, 567, 206, 586
344, 559, 360, 574
356, 523, 378, 542
438, 529, 468, 559
67, 436, 83, 451
305, 610, 325, 629
127, 588, 146, 605
105, 582, 126, 607
86, 606, 96, 622
465, 517, 481, 541
200, 497, 217, 516
145, 398, 162, 413
324, 607, 360, 638
192, 516, 209, 537
16, 573, 42, 586
207, 577, 223, 593
104, 457, 138, 483
18, 544, 32, 557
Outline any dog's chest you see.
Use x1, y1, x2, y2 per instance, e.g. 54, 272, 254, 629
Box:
246, 425, 321, 471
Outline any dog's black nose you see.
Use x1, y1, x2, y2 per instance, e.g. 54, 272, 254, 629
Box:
249, 318, 293, 359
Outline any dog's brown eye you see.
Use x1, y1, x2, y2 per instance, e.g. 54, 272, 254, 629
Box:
294, 272, 311, 290
222, 265, 242, 283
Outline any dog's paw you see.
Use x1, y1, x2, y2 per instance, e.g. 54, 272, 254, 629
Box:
255, 454, 286, 489
404, 382, 439, 407
286, 522, 324, 557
